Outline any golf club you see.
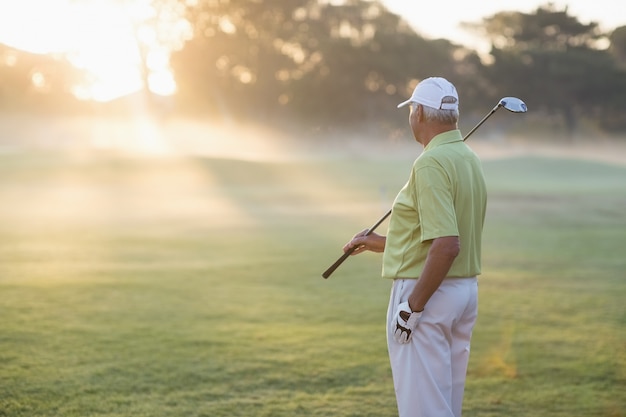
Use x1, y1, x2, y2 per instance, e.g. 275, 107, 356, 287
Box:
322, 96, 527, 279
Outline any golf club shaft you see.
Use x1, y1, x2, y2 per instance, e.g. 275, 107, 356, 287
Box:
322, 209, 391, 279
461, 103, 501, 141
321, 100, 506, 279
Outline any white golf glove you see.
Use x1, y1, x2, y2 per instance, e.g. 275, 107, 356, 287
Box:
393, 301, 423, 344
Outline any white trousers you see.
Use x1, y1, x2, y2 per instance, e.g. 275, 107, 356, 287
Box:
387, 278, 478, 417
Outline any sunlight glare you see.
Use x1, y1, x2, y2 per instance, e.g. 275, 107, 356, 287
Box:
0, 0, 184, 102
149, 71, 177, 96
146, 49, 177, 96
68, 2, 144, 101
0, 1, 71, 54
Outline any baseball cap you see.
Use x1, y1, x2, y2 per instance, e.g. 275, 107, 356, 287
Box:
397, 77, 459, 110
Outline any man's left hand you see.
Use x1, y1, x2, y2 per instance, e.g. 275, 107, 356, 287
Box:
393, 301, 423, 344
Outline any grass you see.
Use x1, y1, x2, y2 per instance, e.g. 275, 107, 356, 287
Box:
0, 149, 625, 416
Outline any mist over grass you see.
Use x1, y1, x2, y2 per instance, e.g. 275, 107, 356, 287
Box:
0, 119, 625, 416
2, 111, 625, 165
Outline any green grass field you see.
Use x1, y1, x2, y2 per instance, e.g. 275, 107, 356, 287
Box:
1, 149, 624, 416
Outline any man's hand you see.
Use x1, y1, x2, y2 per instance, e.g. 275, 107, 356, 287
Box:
342, 229, 386, 255
393, 301, 423, 344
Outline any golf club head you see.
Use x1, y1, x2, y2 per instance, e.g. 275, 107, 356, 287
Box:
499, 97, 527, 113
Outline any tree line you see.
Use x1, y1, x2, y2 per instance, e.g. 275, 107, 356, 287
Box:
1, 0, 625, 137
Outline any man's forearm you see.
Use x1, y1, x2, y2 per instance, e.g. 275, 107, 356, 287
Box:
408, 236, 459, 312
365, 234, 386, 253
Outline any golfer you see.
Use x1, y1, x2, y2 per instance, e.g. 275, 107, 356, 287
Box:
343, 77, 487, 417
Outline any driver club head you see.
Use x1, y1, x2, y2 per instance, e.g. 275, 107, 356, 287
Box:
499, 97, 527, 113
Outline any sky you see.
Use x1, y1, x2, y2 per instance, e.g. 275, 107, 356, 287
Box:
382, 0, 625, 52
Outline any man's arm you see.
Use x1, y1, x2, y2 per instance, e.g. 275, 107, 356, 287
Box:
408, 236, 460, 312
343, 229, 386, 255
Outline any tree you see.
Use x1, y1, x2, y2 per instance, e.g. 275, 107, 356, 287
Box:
0, 44, 80, 111
470, 4, 624, 135
170, 0, 483, 130
609, 25, 626, 68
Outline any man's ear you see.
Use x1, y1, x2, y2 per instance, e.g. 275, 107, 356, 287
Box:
416, 104, 424, 122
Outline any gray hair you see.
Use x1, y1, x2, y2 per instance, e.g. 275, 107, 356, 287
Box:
413, 99, 459, 124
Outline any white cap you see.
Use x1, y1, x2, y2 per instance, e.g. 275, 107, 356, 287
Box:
397, 77, 459, 110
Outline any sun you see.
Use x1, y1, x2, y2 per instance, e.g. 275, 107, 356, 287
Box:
0, 0, 184, 102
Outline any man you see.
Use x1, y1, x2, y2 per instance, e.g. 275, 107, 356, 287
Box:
342, 77, 487, 417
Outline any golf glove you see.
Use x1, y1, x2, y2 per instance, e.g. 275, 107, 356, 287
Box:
393, 301, 422, 344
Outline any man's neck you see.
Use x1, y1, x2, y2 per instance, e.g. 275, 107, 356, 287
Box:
419, 124, 457, 147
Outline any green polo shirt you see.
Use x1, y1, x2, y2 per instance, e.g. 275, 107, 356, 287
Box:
382, 129, 487, 279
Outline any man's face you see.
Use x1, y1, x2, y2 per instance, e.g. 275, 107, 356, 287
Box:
409, 103, 421, 143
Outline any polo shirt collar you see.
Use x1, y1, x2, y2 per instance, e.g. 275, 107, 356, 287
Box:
424, 129, 463, 151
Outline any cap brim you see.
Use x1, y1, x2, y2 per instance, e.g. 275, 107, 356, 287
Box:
397, 99, 412, 109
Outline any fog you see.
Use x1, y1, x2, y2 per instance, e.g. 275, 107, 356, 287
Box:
1, 112, 625, 168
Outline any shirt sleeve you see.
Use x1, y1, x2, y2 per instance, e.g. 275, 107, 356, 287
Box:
414, 163, 459, 241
